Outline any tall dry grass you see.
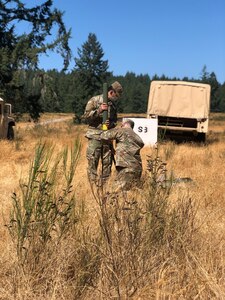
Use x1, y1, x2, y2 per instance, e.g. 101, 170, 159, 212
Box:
0, 113, 224, 299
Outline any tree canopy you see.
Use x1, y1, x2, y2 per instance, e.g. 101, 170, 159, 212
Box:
0, 0, 71, 120
72, 33, 111, 121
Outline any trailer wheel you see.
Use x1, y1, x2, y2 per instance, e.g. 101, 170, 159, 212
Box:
196, 133, 206, 143
7, 125, 14, 140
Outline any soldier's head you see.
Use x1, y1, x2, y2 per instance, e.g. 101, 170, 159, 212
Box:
121, 119, 134, 129
108, 81, 123, 101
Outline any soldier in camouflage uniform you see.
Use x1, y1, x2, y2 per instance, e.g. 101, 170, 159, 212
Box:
100, 119, 144, 191
83, 81, 123, 185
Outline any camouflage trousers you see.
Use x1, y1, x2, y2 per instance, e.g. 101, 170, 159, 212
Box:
114, 166, 142, 192
86, 138, 113, 184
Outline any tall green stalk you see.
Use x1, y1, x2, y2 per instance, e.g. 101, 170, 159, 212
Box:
7, 141, 81, 264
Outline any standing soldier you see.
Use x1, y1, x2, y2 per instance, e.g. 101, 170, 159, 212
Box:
82, 81, 123, 185
100, 119, 144, 191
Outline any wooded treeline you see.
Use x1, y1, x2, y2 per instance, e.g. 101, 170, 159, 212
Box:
0, 1, 224, 122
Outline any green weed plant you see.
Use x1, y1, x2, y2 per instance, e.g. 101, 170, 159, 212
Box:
7, 141, 81, 266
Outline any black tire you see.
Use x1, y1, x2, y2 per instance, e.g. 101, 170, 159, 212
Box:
196, 133, 206, 143
7, 125, 14, 140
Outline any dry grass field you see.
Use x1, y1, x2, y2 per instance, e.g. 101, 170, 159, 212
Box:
0, 113, 224, 299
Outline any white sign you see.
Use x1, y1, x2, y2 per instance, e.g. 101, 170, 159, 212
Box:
123, 118, 158, 146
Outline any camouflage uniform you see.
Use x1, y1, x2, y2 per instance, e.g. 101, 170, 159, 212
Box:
83, 94, 117, 184
100, 127, 144, 191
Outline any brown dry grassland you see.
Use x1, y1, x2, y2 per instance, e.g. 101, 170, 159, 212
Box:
0, 113, 224, 299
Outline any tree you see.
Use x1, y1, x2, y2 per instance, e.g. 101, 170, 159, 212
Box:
200, 66, 221, 111
207, 72, 221, 111
39, 72, 61, 112
200, 65, 210, 82
0, 0, 71, 120
217, 82, 225, 111
72, 33, 111, 122
115, 72, 150, 113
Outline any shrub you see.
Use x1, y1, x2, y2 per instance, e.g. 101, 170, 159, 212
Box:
7, 141, 81, 266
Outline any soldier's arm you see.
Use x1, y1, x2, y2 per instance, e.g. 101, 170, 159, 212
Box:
100, 128, 120, 141
83, 98, 107, 123
82, 98, 99, 121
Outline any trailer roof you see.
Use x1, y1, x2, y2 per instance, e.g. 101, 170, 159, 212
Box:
147, 81, 211, 118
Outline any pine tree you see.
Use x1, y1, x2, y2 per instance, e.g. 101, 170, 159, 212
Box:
217, 83, 225, 111
72, 33, 111, 121
200, 65, 210, 82
0, 0, 71, 120
200, 66, 221, 111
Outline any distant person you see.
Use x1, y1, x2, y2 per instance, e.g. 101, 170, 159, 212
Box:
82, 81, 123, 185
100, 119, 144, 191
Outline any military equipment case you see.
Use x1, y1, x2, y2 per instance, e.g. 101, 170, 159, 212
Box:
147, 81, 211, 141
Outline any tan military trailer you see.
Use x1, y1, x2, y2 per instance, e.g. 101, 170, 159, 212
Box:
0, 97, 15, 139
147, 81, 211, 142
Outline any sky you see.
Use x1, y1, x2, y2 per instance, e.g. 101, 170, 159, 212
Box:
25, 0, 225, 83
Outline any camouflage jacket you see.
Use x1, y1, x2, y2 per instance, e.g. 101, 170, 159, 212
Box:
82, 94, 118, 139
100, 127, 144, 170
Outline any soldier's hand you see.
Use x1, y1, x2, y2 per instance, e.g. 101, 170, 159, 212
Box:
98, 103, 108, 113
105, 119, 110, 127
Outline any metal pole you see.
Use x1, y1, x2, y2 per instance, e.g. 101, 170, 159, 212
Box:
102, 82, 108, 130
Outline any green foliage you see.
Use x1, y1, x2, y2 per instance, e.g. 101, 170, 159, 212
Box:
217, 82, 225, 111
7, 141, 81, 264
0, 0, 71, 120
117, 72, 150, 113
200, 65, 221, 111
8, 65, 225, 116
72, 33, 111, 119
28, 65, 225, 114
